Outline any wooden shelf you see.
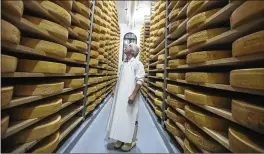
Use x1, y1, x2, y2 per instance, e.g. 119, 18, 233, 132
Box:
149, 76, 163, 80
60, 106, 84, 125
149, 69, 164, 73
168, 18, 187, 39
174, 136, 184, 150
2, 72, 86, 78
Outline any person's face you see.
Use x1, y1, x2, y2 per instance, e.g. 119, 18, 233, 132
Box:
124, 45, 133, 56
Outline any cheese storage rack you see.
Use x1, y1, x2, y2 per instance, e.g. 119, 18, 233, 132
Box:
1, 0, 119, 153
141, 0, 264, 153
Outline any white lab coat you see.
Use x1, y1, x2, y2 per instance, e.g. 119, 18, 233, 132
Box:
106, 57, 145, 143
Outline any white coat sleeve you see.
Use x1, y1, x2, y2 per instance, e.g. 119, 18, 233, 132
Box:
135, 61, 145, 85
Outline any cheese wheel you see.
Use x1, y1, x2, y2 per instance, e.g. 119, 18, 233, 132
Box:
187, 1, 204, 18
88, 68, 98, 75
185, 105, 229, 131
166, 107, 186, 124
2, 0, 23, 17
88, 77, 98, 84
39, 1, 71, 26
94, 14, 101, 25
61, 91, 83, 102
93, 23, 101, 33
91, 41, 100, 50
156, 81, 163, 88
92, 32, 100, 41
8, 115, 61, 144
21, 37, 67, 58
167, 84, 184, 95
61, 78, 84, 88
1, 114, 9, 136
67, 52, 86, 62
1, 19, 21, 44
155, 107, 162, 118
185, 121, 227, 152
168, 59, 186, 68
31, 131, 60, 153
94, 6, 102, 17
70, 26, 89, 41
1, 86, 13, 107
168, 73, 185, 80
232, 99, 264, 134
187, 50, 231, 64
169, 7, 181, 22
230, 68, 264, 90
185, 89, 231, 108
66, 66, 85, 74
1, 54, 17, 73
11, 98, 62, 120
68, 39, 87, 50
74, 1, 90, 17
154, 98, 162, 108
86, 103, 96, 112
169, 44, 187, 56
185, 72, 230, 84
165, 119, 184, 138
230, 1, 264, 29
229, 126, 264, 153
167, 95, 185, 109
90, 50, 99, 58
232, 30, 264, 57
73, 13, 90, 29
14, 82, 64, 96
86, 95, 96, 105
89, 59, 99, 66
156, 73, 164, 78
184, 138, 201, 153
187, 28, 229, 48
24, 16, 68, 41
169, 19, 184, 34
187, 8, 220, 32
17, 59, 66, 73
54, 0, 73, 11
87, 86, 97, 95
155, 90, 163, 98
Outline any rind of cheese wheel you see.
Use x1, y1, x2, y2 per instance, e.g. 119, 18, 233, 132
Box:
31, 131, 60, 153
230, 68, 264, 90
98, 55, 104, 60
1, 114, 9, 136
14, 82, 64, 96
156, 81, 163, 88
74, 1, 90, 17
230, 1, 264, 29
68, 39, 87, 50
168, 73, 185, 80
1, 19, 21, 44
61, 91, 83, 102
2, 0, 24, 17
154, 98, 162, 108
98, 48, 104, 54
185, 121, 227, 152
155, 108, 162, 118
167, 95, 185, 109
232, 30, 264, 57
67, 52, 86, 62
24, 16, 68, 41
54, 0, 73, 11
187, 50, 231, 64
73, 13, 90, 29
40, 1, 71, 26
229, 126, 264, 153
232, 99, 264, 134
87, 86, 97, 95
155, 90, 163, 98
1, 86, 14, 107
168, 59, 186, 68
185, 89, 231, 108
11, 98, 62, 120
1, 54, 18, 73
187, 28, 229, 48
92, 32, 100, 41
167, 107, 186, 124
21, 37, 67, 58
156, 73, 164, 78
156, 64, 164, 70
66, 66, 85, 74
187, 8, 220, 32
158, 54, 165, 61
169, 19, 184, 34
86, 95, 96, 105
185, 72, 230, 84
70, 26, 88, 41
61, 78, 84, 88
94, 6, 102, 17
93, 14, 101, 25
90, 50, 99, 58
91, 41, 100, 50
187, 1, 204, 18
184, 138, 201, 153
185, 105, 229, 131
93, 23, 101, 33
88, 68, 98, 75
167, 84, 184, 95
17, 59, 66, 73
165, 119, 184, 138
8, 115, 61, 145
169, 7, 181, 22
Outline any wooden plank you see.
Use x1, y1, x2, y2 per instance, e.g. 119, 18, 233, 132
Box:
61, 106, 83, 125
152, 40, 165, 55
150, 49, 165, 61
168, 33, 188, 48
11, 140, 39, 153
2, 72, 86, 78
149, 69, 164, 73
59, 117, 83, 142
168, 18, 187, 39
174, 136, 184, 149
176, 122, 185, 133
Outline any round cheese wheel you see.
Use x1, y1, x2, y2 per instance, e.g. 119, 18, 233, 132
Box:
185, 105, 229, 131
185, 72, 230, 84
17, 59, 66, 73
156, 64, 164, 70
94, 6, 102, 17
92, 32, 100, 41
86, 94, 96, 105
155, 107, 162, 118
232, 99, 264, 134
168, 59, 186, 68
169, 44, 187, 56
155, 90, 163, 98
1, 19, 21, 44
166, 107, 186, 124
88, 77, 98, 84
88, 68, 98, 75
89, 59, 99, 66
7, 115, 61, 145
93, 14, 101, 25
169, 7, 181, 22
185, 121, 227, 152
40, 1, 71, 26
97, 55, 104, 60
1, 54, 17, 73
68, 39, 87, 50
24, 16, 68, 42
1, 86, 14, 107
167, 95, 185, 109
66, 66, 85, 74
155, 81, 163, 88
91, 41, 100, 50
61, 78, 84, 88
73, 13, 90, 29
93, 23, 101, 33
87, 86, 97, 95
229, 126, 264, 153
31, 131, 60, 153
187, 28, 229, 48
2, 0, 24, 17
184, 138, 201, 153
168, 73, 185, 80
1, 114, 9, 136
54, 0, 73, 11
230, 68, 264, 90
70, 26, 89, 41
187, 1, 204, 18
14, 82, 64, 96
66, 52, 86, 62
187, 50, 231, 64
21, 37, 67, 58
156, 73, 164, 78
230, 1, 264, 29
232, 30, 264, 57
90, 50, 99, 58
167, 84, 184, 95
74, 1, 90, 17
165, 119, 184, 138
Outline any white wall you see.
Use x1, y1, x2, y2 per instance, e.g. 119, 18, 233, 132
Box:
118, 23, 142, 67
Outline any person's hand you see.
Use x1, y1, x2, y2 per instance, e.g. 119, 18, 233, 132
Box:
128, 93, 136, 104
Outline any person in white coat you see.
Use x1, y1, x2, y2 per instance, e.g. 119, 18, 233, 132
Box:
106, 43, 145, 151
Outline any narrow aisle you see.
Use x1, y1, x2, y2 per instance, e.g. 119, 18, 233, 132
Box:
66, 95, 169, 153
